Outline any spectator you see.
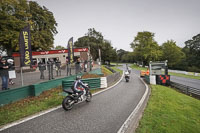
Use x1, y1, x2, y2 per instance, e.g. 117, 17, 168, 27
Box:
55, 58, 61, 76
66, 57, 69, 76
84, 60, 88, 72
75, 57, 81, 74
7, 58, 15, 85
47, 59, 54, 80
0, 57, 10, 90
38, 60, 46, 79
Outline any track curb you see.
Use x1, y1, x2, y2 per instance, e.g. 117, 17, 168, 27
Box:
117, 74, 151, 133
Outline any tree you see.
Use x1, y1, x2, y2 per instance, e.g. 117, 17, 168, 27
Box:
0, 0, 57, 56
74, 28, 117, 63
183, 33, 200, 72
55, 45, 65, 50
130, 31, 162, 66
117, 49, 128, 62
161, 40, 185, 68
121, 52, 134, 63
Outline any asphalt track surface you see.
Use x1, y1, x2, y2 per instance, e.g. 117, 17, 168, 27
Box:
0, 65, 146, 133
131, 69, 200, 89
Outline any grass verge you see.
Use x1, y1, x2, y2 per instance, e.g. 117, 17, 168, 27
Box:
0, 87, 64, 126
101, 65, 113, 76
111, 66, 123, 75
130, 64, 147, 71
136, 85, 200, 133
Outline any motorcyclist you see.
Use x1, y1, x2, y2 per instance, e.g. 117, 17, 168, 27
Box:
125, 70, 130, 82
72, 75, 88, 100
125, 70, 130, 77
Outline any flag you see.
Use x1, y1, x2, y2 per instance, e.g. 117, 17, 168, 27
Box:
67, 37, 74, 64
19, 25, 32, 67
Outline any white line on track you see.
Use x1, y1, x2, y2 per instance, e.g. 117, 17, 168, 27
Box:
117, 74, 149, 133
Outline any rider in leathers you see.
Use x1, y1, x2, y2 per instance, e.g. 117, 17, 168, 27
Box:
72, 76, 88, 100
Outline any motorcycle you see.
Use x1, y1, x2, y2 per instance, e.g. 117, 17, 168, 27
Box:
125, 71, 130, 82
62, 83, 92, 111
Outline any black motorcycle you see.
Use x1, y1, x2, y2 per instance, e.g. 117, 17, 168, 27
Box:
125, 75, 130, 82
62, 84, 92, 111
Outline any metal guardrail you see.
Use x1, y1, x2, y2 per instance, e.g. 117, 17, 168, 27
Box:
170, 81, 200, 98
104, 65, 117, 73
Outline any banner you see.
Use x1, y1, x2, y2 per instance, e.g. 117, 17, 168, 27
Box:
67, 37, 74, 64
19, 25, 32, 67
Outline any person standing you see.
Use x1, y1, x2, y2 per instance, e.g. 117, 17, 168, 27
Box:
66, 57, 69, 76
84, 60, 88, 72
38, 60, 46, 79
0, 57, 10, 90
75, 57, 81, 74
7, 58, 15, 85
55, 58, 61, 76
47, 59, 54, 80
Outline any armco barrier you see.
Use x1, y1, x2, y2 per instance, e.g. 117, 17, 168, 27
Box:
107, 72, 120, 86
170, 81, 200, 99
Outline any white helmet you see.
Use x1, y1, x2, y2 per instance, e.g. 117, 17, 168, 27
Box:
7, 59, 14, 64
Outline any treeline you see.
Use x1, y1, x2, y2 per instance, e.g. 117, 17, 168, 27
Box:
0, 0, 57, 55
119, 31, 200, 72
1, 0, 199, 72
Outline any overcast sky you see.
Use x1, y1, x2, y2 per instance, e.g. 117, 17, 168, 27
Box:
33, 0, 200, 51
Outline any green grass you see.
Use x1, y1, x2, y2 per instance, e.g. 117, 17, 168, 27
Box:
101, 65, 113, 76
136, 85, 200, 133
130, 64, 148, 71
111, 66, 123, 75
0, 87, 64, 126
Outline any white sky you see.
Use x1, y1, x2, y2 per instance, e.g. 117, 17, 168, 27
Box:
33, 0, 200, 51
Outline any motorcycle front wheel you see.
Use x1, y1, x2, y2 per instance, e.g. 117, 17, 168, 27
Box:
86, 92, 92, 102
62, 96, 74, 111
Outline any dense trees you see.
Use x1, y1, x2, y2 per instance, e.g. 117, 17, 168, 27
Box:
183, 34, 200, 72
130, 31, 162, 66
74, 28, 117, 63
0, 0, 57, 56
127, 31, 200, 72
55, 45, 65, 50
161, 40, 185, 68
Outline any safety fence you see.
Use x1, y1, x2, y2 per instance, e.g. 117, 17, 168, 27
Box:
106, 72, 121, 86
170, 81, 200, 99
0, 63, 96, 91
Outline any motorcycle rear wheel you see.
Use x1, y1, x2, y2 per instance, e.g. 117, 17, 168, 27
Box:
62, 96, 74, 111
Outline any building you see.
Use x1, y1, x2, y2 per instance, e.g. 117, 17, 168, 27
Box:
12, 48, 89, 69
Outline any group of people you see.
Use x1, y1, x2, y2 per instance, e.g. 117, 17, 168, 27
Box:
0, 55, 15, 90
74, 57, 89, 74
38, 58, 61, 80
